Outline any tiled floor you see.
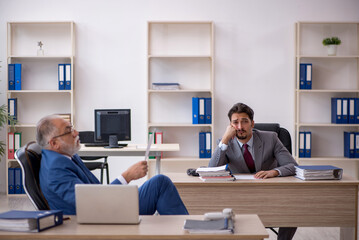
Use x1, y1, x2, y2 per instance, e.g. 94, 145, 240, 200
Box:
0, 194, 341, 240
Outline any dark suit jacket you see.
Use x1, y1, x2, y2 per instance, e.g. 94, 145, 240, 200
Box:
209, 129, 297, 176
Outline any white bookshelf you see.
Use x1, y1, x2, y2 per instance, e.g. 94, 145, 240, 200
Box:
6, 21, 75, 195
295, 22, 359, 179
147, 22, 214, 177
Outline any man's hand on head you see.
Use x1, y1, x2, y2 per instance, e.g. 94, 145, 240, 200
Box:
254, 170, 279, 179
122, 160, 148, 183
221, 125, 237, 144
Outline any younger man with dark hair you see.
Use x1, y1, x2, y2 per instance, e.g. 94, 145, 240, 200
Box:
209, 102, 297, 240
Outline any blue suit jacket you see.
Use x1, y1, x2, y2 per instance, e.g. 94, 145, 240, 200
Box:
39, 149, 121, 215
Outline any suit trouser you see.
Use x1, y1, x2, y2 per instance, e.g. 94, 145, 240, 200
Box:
138, 174, 189, 215
278, 227, 297, 240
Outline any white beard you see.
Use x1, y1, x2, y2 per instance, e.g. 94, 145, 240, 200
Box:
59, 136, 81, 156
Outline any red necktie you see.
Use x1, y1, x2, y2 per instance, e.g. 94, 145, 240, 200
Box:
243, 144, 255, 173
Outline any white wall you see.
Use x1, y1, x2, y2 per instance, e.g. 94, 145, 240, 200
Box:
0, 0, 359, 192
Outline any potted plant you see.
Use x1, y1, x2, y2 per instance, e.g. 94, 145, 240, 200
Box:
322, 37, 341, 56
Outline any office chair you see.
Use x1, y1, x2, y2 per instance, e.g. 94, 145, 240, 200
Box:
15, 141, 50, 211
254, 123, 292, 154
79, 131, 110, 184
253, 123, 293, 236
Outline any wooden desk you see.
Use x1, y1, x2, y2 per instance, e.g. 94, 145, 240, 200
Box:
168, 173, 359, 240
0, 215, 268, 240
78, 144, 179, 174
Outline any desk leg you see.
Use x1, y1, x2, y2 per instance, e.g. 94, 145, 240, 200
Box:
155, 156, 161, 175
340, 227, 355, 240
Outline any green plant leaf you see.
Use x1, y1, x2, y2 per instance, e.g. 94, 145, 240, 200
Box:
322, 37, 341, 46
0, 104, 7, 129
0, 104, 18, 160
0, 142, 4, 158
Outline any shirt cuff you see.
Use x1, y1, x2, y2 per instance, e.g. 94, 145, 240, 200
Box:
274, 168, 282, 176
117, 175, 128, 185
218, 141, 228, 151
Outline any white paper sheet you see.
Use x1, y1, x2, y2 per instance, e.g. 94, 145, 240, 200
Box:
233, 174, 256, 180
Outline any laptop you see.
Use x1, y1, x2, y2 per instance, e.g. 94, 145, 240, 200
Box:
75, 184, 140, 224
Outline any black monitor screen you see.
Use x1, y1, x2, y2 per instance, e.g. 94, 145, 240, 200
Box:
94, 109, 131, 146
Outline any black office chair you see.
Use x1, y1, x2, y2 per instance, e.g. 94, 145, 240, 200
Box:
15, 141, 50, 210
254, 123, 292, 154
254, 123, 293, 236
79, 131, 109, 184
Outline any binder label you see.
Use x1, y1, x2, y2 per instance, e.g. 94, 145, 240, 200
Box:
65, 64, 71, 90
299, 132, 304, 149
306, 64, 312, 81
337, 99, 341, 116
343, 99, 348, 114
9, 100, 15, 116
305, 133, 311, 150
350, 133, 354, 149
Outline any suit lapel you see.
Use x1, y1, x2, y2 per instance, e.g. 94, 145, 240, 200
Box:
252, 130, 263, 172
71, 155, 100, 184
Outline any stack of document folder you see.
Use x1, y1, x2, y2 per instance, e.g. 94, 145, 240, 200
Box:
196, 165, 235, 182
0, 210, 63, 232
295, 165, 343, 181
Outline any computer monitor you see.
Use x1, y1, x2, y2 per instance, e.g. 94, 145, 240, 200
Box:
94, 109, 131, 148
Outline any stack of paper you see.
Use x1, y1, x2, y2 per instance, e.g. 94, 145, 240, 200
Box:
295, 165, 343, 180
196, 165, 235, 182
183, 218, 234, 234
152, 83, 180, 90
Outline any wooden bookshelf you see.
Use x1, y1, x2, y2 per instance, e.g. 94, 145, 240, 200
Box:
147, 22, 214, 177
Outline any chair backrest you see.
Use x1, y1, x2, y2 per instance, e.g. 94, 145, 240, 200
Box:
15, 142, 50, 210
254, 123, 292, 154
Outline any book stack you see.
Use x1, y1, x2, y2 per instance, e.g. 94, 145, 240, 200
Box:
295, 165, 343, 181
196, 165, 235, 182
152, 83, 180, 90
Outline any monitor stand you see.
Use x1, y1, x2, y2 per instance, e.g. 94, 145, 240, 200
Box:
105, 135, 121, 148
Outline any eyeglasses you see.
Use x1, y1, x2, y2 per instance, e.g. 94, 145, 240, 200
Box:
52, 126, 75, 139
